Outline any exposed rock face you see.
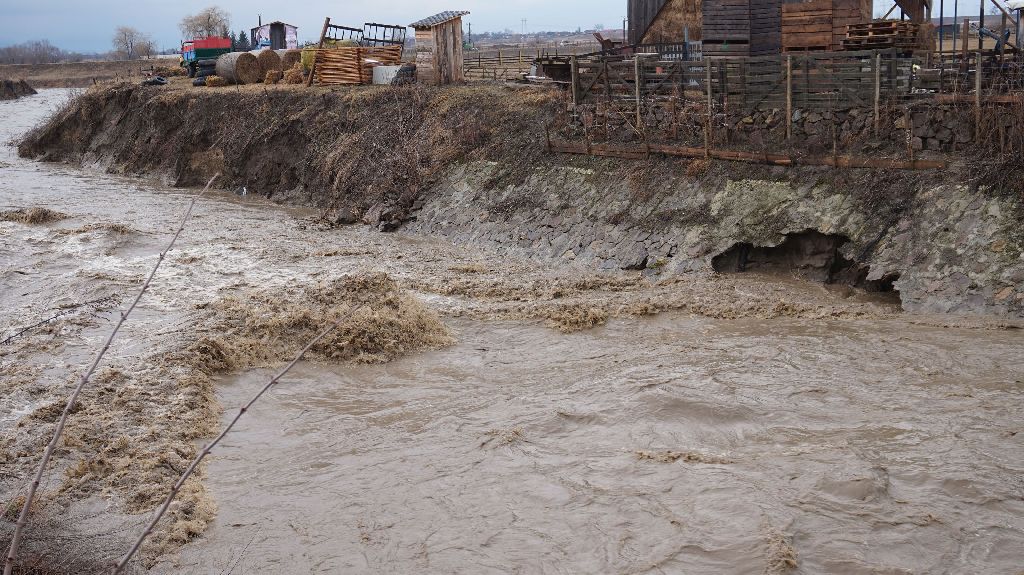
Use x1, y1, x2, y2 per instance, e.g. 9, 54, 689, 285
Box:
0, 78, 37, 100
17, 83, 1024, 318
407, 162, 1023, 317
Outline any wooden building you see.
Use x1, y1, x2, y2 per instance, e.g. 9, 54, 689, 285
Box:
628, 0, 703, 44
702, 0, 783, 56
251, 21, 299, 50
410, 11, 469, 85
781, 0, 871, 52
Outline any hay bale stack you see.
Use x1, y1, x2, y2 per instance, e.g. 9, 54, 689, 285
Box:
252, 49, 282, 75
276, 49, 302, 70
283, 62, 305, 84
215, 52, 261, 85
264, 70, 283, 84
205, 75, 228, 87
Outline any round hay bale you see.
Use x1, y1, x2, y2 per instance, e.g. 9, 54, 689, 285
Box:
215, 52, 261, 85
205, 75, 228, 87
252, 49, 282, 75
276, 49, 302, 71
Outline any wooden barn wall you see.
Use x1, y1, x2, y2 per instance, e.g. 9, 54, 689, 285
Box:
702, 0, 782, 56
415, 29, 436, 84
640, 0, 703, 42
629, 0, 670, 45
431, 19, 465, 85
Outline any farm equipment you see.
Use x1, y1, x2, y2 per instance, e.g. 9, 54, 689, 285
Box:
181, 37, 233, 78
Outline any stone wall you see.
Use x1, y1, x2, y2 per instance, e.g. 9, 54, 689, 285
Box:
572, 100, 982, 156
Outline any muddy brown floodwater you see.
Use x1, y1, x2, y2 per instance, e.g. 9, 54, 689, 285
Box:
2, 90, 1024, 575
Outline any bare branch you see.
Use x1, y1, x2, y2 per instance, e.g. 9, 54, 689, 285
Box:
111, 311, 355, 574
3, 174, 219, 575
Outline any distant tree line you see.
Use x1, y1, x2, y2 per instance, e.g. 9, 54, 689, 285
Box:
0, 40, 112, 65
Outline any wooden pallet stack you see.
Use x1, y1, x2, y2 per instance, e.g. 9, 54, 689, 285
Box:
702, 0, 782, 57
782, 0, 871, 52
841, 20, 925, 52
312, 45, 402, 85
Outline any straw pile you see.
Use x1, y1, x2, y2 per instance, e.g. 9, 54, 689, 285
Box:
252, 48, 282, 75
283, 62, 305, 84
276, 49, 302, 70
264, 70, 283, 84
205, 75, 227, 87
312, 45, 402, 85
215, 52, 261, 85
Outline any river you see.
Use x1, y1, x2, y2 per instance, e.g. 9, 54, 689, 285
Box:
2, 89, 1023, 574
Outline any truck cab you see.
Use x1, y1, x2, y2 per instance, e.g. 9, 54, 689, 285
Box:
180, 37, 233, 78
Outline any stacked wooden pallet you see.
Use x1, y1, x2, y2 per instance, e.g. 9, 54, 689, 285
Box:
312, 45, 402, 85
702, 0, 782, 57
782, 0, 871, 52
841, 20, 922, 51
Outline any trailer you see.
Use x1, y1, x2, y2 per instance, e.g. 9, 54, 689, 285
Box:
181, 37, 233, 78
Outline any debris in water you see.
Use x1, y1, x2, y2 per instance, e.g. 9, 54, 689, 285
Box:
0, 207, 67, 224
546, 303, 609, 333
635, 450, 732, 464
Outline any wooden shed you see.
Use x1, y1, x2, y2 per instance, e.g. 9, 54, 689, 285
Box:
410, 11, 469, 85
251, 21, 299, 50
782, 0, 871, 52
628, 0, 703, 44
702, 0, 783, 56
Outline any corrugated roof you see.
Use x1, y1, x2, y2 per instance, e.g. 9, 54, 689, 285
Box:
409, 11, 470, 29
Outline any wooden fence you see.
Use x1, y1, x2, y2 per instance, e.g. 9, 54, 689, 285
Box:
570, 49, 916, 113
464, 44, 602, 80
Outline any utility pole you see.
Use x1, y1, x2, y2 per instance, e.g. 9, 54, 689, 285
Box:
468, 22, 472, 47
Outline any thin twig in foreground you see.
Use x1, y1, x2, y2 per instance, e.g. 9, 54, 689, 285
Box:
3, 174, 219, 575
111, 312, 353, 574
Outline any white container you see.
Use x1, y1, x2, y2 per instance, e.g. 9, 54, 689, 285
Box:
372, 65, 402, 85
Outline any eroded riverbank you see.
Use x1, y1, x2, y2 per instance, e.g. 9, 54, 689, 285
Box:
2, 90, 1023, 574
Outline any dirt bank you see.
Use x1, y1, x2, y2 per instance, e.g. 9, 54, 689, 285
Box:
0, 79, 37, 101
17, 82, 1024, 317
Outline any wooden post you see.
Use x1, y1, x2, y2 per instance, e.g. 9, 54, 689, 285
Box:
786, 56, 793, 140
960, 19, 970, 71
975, 50, 982, 142
306, 16, 331, 87
498, 50, 503, 66
570, 55, 579, 108
1001, 13, 1008, 63
635, 56, 643, 132
874, 51, 881, 137
905, 107, 914, 162
705, 57, 713, 156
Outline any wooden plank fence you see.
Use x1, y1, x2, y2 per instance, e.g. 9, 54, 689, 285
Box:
570, 49, 916, 112
464, 44, 601, 80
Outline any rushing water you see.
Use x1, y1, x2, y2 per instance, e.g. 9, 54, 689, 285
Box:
2, 91, 1024, 575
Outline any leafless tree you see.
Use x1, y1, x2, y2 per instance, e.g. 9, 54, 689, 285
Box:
0, 40, 62, 64
179, 6, 232, 39
112, 26, 150, 61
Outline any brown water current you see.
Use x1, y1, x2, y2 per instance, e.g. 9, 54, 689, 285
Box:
2, 90, 1024, 574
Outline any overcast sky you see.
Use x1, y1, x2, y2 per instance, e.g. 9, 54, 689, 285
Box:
4, 0, 626, 52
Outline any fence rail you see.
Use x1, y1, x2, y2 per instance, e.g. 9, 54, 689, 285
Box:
570, 49, 916, 113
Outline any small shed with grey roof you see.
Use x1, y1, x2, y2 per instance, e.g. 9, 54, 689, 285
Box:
410, 11, 470, 85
